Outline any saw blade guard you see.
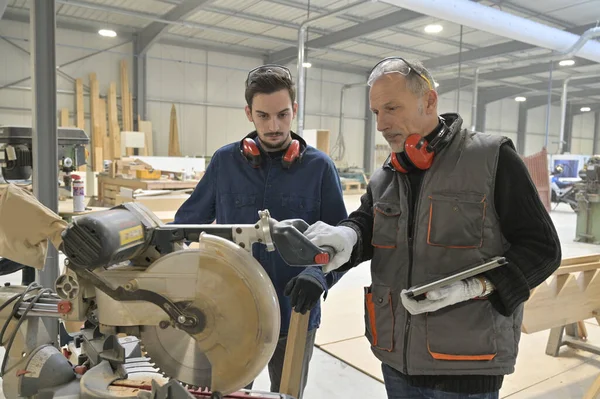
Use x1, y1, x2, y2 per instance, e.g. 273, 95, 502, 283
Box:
110, 232, 281, 395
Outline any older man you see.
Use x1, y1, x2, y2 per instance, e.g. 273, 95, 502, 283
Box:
302, 57, 562, 398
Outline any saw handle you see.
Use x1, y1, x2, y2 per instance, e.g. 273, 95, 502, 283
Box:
270, 219, 336, 267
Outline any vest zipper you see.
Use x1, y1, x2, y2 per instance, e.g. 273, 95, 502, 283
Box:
402, 174, 413, 375
402, 170, 427, 376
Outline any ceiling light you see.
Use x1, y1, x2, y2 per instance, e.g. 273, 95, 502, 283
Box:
581, 107, 591, 112
98, 29, 117, 38
302, 62, 312, 68
424, 24, 443, 34
515, 96, 526, 102
559, 59, 575, 66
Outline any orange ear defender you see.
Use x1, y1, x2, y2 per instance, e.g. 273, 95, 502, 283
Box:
390, 119, 450, 173
240, 137, 302, 169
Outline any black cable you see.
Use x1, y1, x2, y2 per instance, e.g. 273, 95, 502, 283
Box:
0, 282, 52, 377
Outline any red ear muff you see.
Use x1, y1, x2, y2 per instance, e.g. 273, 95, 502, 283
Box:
390, 152, 409, 173
282, 139, 300, 169
241, 138, 261, 168
404, 134, 434, 170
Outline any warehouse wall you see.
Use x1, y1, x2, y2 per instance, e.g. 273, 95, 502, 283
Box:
571, 112, 595, 154
146, 44, 368, 166
0, 17, 597, 170
0, 19, 133, 137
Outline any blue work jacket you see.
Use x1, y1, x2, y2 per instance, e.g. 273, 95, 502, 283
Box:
173, 132, 348, 335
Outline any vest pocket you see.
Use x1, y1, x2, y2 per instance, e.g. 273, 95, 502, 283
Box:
425, 300, 497, 361
426, 192, 486, 248
364, 284, 394, 351
371, 202, 401, 249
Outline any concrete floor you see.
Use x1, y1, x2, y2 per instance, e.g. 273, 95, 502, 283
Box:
0, 195, 599, 398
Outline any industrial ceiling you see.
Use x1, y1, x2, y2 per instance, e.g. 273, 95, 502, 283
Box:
2, 0, 600, 113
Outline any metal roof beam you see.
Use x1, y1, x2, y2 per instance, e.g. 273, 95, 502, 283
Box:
0, 0, 7, 20
136, 0, 212, 55
480, 58, 597, 81
3, 7, 135, 39
267, 9, 422, 64
525, 89, 600, 109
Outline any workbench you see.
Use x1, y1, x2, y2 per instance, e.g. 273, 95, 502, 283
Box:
97, 174, 199, 206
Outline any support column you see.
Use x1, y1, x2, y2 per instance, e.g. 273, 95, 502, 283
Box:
593, 111, 600, 155
363, 85, 375, 174
0, 0, 7, 20
30, 0, 59, 343
134, 35, 148, 124
475, 93, 487, 133
517, 102, 528, 155
562, 103, 573, 154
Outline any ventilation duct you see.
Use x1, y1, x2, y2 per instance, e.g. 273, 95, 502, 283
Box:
378, 0, 600, 64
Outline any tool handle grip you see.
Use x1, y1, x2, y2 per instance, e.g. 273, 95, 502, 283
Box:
269, 220, 336, 267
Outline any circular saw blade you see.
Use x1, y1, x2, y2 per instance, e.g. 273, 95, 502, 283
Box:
139, 234, 280, 395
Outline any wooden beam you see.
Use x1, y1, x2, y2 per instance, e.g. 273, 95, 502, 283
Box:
107, 82, 121, 160
279, 311, 309, 398
89, 73, 102, 171
168, 104, 181, 156
75, 78, 84, 129
99, 98, 110, 163
59, 108, 69, 127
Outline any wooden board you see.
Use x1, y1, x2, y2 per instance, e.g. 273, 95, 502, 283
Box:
107, 82, 121, 160
97, 174, 198, 204
60, 108, 69, 127
522, 254, 600, 334
76, 78, 84, 129
138, 120, 153, 156
169, 104, 181, 156
89, 73, 103, 172
99, 98, 110, 162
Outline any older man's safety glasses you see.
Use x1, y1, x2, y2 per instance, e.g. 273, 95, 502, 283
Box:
246, 64, 292, 86
367, 57, 433, 90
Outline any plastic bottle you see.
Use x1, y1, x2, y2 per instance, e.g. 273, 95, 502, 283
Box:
72, 174, 85, 212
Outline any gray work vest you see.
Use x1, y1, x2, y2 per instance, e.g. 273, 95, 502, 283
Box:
365, 114, 523, 376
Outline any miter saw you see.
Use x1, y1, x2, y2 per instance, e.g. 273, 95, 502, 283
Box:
0, 202, 332, 398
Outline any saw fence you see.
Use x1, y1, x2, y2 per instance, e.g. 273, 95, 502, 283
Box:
522, 253, 600, 398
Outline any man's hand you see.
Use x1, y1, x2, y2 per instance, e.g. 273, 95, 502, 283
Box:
304, 222, 358, 273
284, 274, 325, 314
400, 278, 485, 315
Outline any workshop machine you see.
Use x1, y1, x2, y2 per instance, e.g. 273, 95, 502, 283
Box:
0, 125, 89, 192
575, 155, 600, 244
0, 196, 332, 398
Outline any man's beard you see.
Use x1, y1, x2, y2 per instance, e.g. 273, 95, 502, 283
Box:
259, 132, 290, 150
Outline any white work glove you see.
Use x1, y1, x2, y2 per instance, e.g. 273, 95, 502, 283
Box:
400, 278, 486, 315
304, 221, 358, 273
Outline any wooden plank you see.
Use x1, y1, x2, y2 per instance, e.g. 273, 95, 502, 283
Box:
555, 261, 600, 275
138, 120, 153, 156
120, 60, 128, 131
99, 98, 110, 163
76, 78, 84, 129
560, 254, 600, 266
280, 311, 309, 398
89, 73, 102, 171
60, 108, 69, 127
168, 104, 181, 156
107, 82, 121, 160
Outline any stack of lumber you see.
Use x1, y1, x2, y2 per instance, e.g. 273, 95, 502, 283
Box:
340, 177, 362, 194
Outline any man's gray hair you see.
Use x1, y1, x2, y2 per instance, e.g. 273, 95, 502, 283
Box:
367, 58, 436, 96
